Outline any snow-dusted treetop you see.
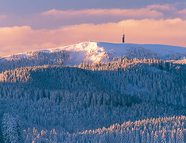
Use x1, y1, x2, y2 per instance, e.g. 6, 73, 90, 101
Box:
1, 42, 186, 66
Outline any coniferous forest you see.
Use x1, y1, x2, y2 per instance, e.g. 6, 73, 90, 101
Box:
0, 46, 186, 143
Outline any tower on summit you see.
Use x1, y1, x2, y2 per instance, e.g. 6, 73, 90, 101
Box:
122, 27, 125, 43
122, 34, 125, 43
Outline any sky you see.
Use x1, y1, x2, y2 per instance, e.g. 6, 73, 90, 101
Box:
0, 0, 186, 57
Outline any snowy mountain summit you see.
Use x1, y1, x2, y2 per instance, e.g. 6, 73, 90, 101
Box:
1, 42, 186, 66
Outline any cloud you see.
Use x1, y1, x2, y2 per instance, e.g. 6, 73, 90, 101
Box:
1, 3, 186, 30
37, 7, 163, 29
41, 8, 163, 19
0, 18, 186, 57
177, 9, 186, 14
0, 15, 7, 20
147, 4, 175, 11
176, 9, 186, 20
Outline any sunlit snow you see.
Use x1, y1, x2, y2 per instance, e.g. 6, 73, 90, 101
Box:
1, 42, 186, 66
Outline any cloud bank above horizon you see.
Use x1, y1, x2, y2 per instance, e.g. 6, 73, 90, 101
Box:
0, 18, 186, 57
0, 2, 186, 57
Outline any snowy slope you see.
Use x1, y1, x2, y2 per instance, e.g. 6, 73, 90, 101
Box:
1, 42, 186, 66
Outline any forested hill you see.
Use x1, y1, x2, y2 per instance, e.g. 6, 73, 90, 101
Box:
0, 50, 70, 73
0, 58, 186, 106
0, 42, 186, 142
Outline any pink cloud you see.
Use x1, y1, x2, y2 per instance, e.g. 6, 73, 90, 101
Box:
177, 9, 186, 14
0, 18, 186, 57
0, 15, 7, 20
41, 8, 163, 19
147, 4, 176, 11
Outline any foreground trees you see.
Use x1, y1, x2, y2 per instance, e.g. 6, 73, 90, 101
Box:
2, 113, 23, 143
21, 116, 186, 143
0, 58, 185, 142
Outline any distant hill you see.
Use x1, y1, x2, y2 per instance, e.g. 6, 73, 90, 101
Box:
1, 42, 186, 68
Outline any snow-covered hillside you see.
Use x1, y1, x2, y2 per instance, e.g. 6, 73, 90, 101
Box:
1, 42, 186, 142
1, 42, 186, 66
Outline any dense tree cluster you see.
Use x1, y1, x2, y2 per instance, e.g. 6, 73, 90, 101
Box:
0, 50, 69, 73
126, 46, 162, 60
21, 115, 186, 142
0, 57, 186, 142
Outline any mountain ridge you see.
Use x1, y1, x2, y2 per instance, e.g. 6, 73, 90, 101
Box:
1, 42, 186, 66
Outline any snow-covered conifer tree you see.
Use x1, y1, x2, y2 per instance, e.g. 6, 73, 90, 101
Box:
2, 113, 18, 143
